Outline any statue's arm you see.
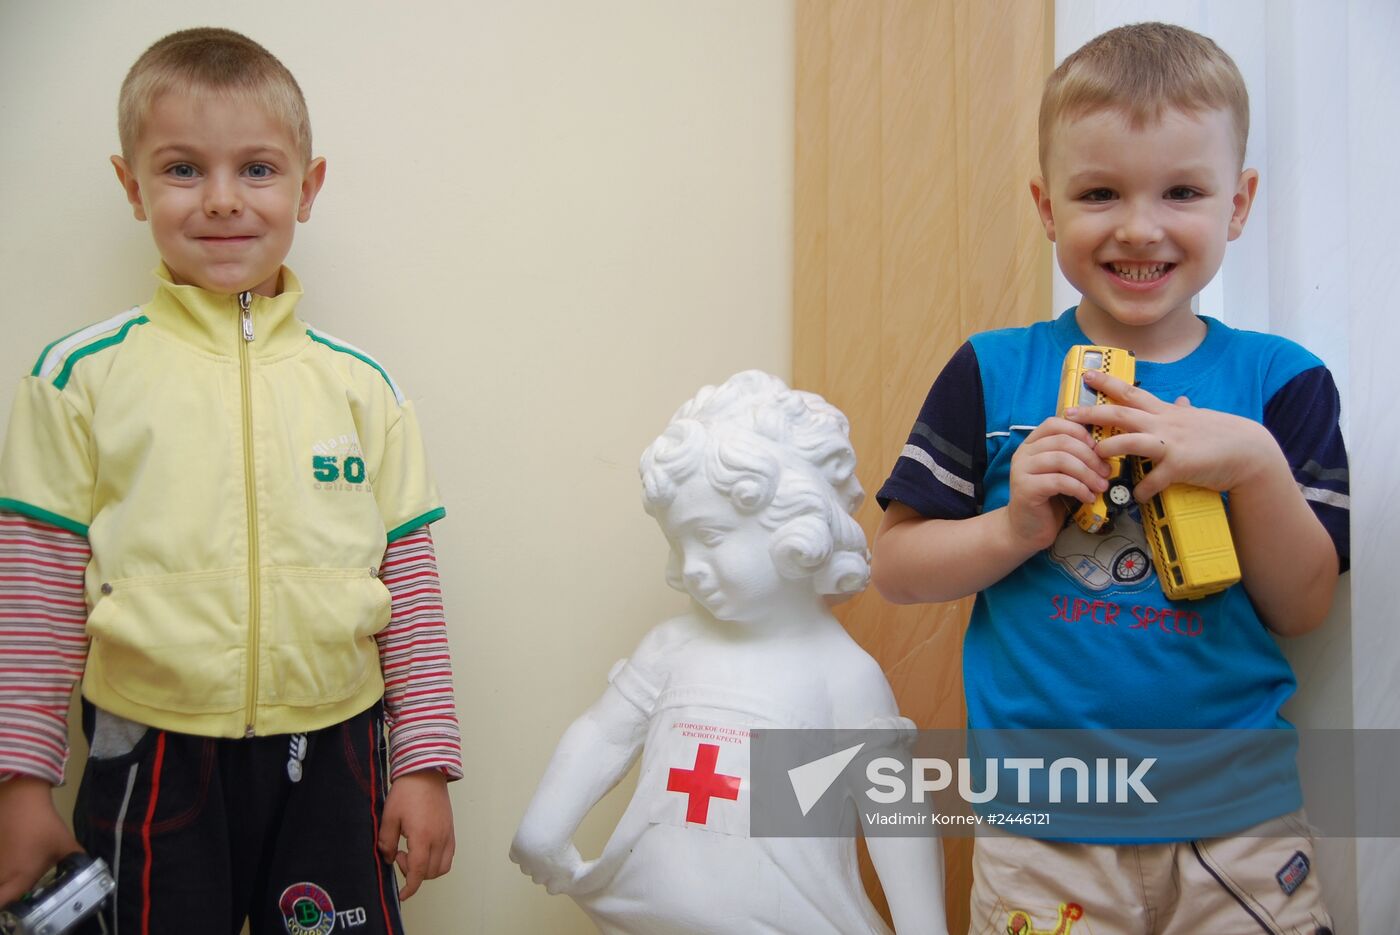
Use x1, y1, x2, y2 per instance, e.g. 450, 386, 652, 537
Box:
830, 653, 951, 934
509, 680, 650, 893
866, 835, 950, 934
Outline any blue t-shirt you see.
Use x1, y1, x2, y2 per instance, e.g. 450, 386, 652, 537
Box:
878, 309, 1350, 839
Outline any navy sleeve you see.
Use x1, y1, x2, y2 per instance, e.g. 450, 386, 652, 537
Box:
876, 342, 986, 520
1262, 365, 1350, 573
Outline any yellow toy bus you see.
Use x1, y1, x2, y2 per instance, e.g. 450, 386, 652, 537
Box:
1056, 344, 1240, 599
1132, 458, 1241, 601
1056, 345, 1136, 533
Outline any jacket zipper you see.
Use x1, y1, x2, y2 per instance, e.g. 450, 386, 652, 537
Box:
237, 290, 261, 737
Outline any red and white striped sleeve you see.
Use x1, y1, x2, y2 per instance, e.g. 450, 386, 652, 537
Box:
0, 512, 89, 786
377, 526, 463, 781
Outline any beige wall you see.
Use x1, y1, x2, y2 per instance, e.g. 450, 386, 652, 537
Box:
0, 2, 792, 932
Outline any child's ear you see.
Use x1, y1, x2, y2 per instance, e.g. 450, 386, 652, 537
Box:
297, 157, 327, 223
1029, 175, 1055, 242
1228, 168, 1260, 241
111, 156, 147, 222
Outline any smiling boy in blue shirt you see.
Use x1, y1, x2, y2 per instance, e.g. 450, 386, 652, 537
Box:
873, 23, 1345, 934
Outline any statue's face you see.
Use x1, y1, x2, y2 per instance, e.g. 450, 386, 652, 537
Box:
659, 474, 797, 625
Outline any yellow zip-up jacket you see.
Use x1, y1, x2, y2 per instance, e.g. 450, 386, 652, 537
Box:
0, 266, 444, 738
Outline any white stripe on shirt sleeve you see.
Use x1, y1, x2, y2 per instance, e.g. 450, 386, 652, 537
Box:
900, 444, 976, 498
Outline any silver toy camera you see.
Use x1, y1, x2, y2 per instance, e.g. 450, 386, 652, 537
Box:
0, 854, 113, 935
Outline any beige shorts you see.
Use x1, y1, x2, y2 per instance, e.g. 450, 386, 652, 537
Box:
969, 811, 1333, 935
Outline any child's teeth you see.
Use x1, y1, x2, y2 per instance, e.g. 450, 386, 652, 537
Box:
1112, 263, 1166, 281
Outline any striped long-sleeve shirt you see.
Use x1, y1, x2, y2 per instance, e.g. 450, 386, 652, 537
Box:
373, 526, 463, 780
0, 512, 462, 785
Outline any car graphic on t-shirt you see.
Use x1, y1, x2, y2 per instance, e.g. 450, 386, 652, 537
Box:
1048, 511, 1154, 592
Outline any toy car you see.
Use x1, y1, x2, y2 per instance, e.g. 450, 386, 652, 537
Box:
0, 853, 113, 935
1056, 344, 1136, 533
1132, 457, 1240, 600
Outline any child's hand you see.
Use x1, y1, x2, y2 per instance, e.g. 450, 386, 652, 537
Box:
0, 776, 84, 905
1006, 416, 1111, 548
378, 769, 455, 900
1067, 370, 1277, 500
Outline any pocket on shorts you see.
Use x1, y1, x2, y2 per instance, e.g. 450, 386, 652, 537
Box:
77, 730, 215, 841
1192, 823, 1331, 934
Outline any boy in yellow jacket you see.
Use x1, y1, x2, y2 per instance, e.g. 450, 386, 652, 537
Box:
0, 28, 460, 932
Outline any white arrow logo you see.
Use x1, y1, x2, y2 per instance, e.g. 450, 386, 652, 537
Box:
787, 743, 865, 816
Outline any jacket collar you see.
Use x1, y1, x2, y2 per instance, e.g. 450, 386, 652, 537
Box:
144, 263, 308, 358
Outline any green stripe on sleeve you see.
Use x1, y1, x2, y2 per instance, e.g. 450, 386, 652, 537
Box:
387, 507, 446, 543
31, 325, 88, 377
52, 316, 150, 390
0, 498, 90, 537
306, 330, 400, 401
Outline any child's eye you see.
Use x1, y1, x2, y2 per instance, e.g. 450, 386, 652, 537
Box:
167, 163, 198, 180
245, 163, 274, 179
1079, 188, 1115, 203
1165, 186, 1201, 201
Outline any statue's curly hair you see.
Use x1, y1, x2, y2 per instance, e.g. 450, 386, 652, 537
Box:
639, 371, 868, 600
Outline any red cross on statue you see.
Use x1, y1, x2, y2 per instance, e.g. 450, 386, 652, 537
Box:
666, 742, 741, 824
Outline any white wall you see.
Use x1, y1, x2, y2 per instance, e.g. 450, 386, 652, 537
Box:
0, 2, 793, 932
1343, 1, 1400, 926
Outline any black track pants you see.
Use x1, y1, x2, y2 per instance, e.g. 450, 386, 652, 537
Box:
73, 702, 406, 935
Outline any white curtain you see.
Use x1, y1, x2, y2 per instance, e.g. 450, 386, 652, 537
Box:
1052, 2, 1400, 930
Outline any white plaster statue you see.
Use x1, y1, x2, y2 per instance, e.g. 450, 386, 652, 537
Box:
510, 371, 948, 935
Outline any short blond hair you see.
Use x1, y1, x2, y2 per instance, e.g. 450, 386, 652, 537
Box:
118, 27, 312, 165
1039, 22, 1248, 174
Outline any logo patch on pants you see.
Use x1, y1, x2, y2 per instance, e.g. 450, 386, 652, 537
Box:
1006, 901, 1083, 935
279, 882, 336, 935
1276, 851, 1310, 896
